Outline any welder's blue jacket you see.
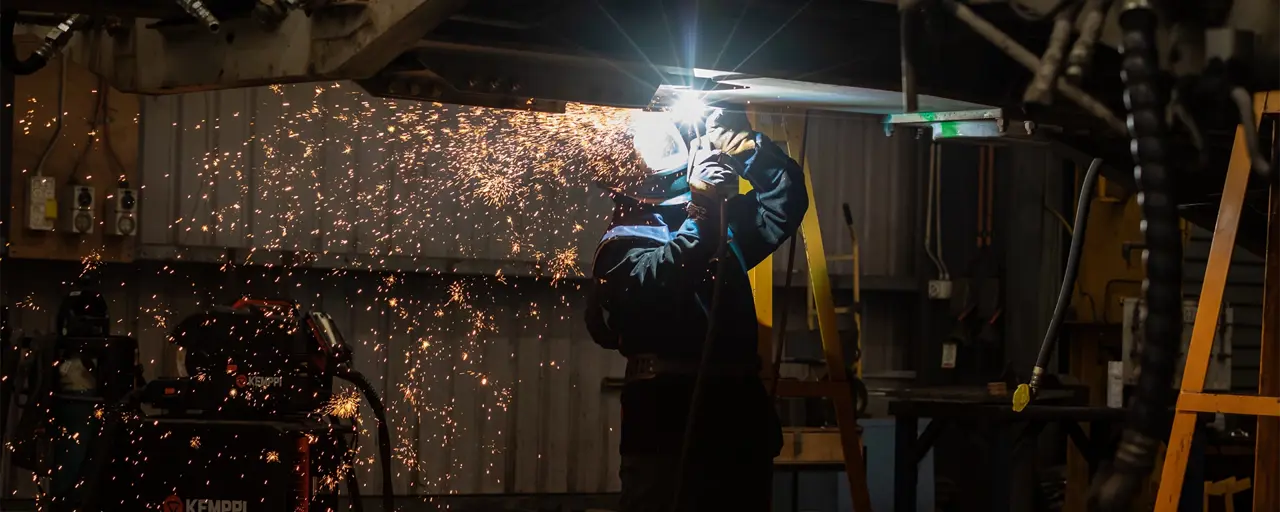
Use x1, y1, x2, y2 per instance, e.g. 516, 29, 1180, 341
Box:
585, 132, 807, 457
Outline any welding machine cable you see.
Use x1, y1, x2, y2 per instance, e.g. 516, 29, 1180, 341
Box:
336, 371, 395, 512
669, 199, 731, 512
1090, 5, 1183, 511
346, 458, 364, 512
1028, 157, 1101, 396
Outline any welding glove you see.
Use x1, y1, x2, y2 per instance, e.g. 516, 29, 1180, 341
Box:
693, 108, 758, 167
687, 149, 738, 205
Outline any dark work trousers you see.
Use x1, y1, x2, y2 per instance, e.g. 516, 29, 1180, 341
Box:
619, 453, 774, 512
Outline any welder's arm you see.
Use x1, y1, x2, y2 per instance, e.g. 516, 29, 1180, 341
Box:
592, 216, 723, 304
726, 133, 809, 269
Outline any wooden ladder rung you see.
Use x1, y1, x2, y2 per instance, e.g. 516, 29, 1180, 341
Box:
770, 380, 849, 398
775, 427, 847, 465
1177, 392, 1280, 417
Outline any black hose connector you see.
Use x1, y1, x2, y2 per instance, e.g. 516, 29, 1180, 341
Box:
2, 11, 47, 76
1090, 4, 1183, 511
336, 370, 395, 512
2, 12, 82, 76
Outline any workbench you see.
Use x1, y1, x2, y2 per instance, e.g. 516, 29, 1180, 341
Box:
888, 393, 1131, 512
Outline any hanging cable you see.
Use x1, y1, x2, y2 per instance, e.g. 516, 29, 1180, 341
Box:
924, 143, 946, 278
935, 144, 950, 279
1229, 87, 1272, 178
976, 146, 987, 248
985, 146, 995, 247
33, 53, 66, 177
769, 235, 799, 397
334, 370, 395, 512
1090, 3, 1183, 509
670, 199, 732, 512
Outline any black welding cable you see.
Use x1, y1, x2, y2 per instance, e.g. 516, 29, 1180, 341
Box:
334, 430, 364, 512
768, 234, 800, 397
346, 447, 365, 512
1026, 157, 1101, 398
1090, 4, 1183, 511
336, 371, 395, 512
1, 11, 48, 76
669, 199, 731, 512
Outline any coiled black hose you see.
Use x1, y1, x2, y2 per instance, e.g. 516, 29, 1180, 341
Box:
336, 371, 395, 512
1090, 4, 1183, 511
2, 11, 49, 75
1026, 158, 1102, 398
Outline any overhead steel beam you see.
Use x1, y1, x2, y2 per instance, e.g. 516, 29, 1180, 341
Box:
56, 0, 467, 94
361, 40, 675, 111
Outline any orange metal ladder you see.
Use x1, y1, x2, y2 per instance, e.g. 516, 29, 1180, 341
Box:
1153, 90, 1280, 512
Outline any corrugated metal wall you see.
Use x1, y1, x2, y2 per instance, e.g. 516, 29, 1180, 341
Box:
137, 83, 920, 280
787, 111, 920, 279
135, 82, 923, 375
999, 145, 1068, 374
3, 259, 626, 496
1184, 226, 1266, 392
5, 85, 928, 497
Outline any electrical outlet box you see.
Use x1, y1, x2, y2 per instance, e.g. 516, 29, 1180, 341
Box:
107, 188, 138, 236
940, 342, 957, 369
927, 279, 953, 300
26, 176, 57, 231
61, 185, 95, 235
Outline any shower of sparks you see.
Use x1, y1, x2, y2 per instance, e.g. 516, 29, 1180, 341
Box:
79, 250, 104, 278
14, 295, 42, 311
9, 80, 645, 498
318, 388, 363, 419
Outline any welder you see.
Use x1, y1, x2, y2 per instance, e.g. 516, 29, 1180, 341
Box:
585, 106, 808, 512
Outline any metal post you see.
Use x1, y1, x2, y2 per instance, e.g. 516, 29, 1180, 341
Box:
1255, 134, 1280, 512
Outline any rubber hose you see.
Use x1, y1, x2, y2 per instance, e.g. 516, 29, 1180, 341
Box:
670, 200, 731, 512
336, 371, 395, 512
1090, 6, 1183, 511
1, 11, 49, 76
346, 450, 364, 512
331, 431, 364, 512
1028, 158, 1102, 392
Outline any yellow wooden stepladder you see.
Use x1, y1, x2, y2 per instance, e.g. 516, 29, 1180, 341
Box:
743, 106, 874, 512
1154, 90, 1280, 512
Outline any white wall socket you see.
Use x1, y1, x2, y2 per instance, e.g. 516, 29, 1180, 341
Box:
26, 176, 57, 231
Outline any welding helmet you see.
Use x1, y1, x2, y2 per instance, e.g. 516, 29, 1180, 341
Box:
598, 110, 694, 206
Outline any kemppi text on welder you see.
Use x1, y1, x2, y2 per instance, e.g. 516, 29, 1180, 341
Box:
585, 104, 808, 512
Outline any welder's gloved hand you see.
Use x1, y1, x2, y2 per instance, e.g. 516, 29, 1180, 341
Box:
694, 108, 757, 165
687, 149, 737, 205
